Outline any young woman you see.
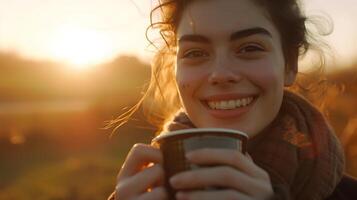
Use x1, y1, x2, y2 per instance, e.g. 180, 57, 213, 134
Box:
109, 0, 357, 199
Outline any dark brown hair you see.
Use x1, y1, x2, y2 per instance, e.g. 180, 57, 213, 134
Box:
109, 0, 331, 135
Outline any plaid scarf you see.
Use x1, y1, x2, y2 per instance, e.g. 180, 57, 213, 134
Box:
163, 90, 345, 200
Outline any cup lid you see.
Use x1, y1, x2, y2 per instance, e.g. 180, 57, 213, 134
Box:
152, 128, 248, 144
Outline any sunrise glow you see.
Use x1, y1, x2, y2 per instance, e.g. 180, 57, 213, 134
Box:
49, 25, 114, 69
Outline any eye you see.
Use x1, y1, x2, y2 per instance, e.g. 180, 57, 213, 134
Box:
182, 49, 209, 59
237, 44, 265, 54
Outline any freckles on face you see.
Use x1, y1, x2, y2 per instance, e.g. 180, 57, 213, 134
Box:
179, 83, 191, 90
176, 63, 208, 96
176, 70, 191, 91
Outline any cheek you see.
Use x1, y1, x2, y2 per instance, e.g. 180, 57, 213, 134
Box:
178, 82, 191, 92
241, 58, 285, 91
176, 66, 207, 96
176, 72, 192, 95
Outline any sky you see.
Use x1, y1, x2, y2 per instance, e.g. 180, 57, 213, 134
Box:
0, 0, 356, 70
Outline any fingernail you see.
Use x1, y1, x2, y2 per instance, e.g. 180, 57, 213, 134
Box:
176, 192, 188, 200
169, 176, 179, 186
185, 152, 194, 159
245, 153, 253, 160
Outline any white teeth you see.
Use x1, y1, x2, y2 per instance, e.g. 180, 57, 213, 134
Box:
208, 102, 216, 109
228, 100, 235, 109
207, 97, 254, 110
220, 101, 229, 109
242, 98, 247, 106
236, 99, 242, 107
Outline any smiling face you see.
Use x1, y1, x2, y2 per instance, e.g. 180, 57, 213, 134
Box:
175, 0, 297, 138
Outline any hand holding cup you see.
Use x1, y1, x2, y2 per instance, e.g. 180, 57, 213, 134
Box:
151, 128, 275, 200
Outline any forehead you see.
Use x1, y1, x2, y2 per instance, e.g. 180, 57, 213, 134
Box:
177, 0, 278, 39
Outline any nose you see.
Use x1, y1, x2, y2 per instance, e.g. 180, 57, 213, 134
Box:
208, 61, 242, 86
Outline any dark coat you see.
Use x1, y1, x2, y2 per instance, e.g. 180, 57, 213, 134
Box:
326, 174, 357, 200
270, 174, 357, 200
108, 174, 357, 200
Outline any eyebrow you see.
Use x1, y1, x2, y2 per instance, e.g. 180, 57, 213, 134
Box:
178, 27, 272, 44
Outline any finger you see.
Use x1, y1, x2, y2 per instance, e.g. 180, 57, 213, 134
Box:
246, 153, 253, 161
170, 166, 254, 194
176, 189, 252, 200
118, 143, 163, 180
137, 187, 168, 200
186, 148, 268, 179
116, 164, 165, 199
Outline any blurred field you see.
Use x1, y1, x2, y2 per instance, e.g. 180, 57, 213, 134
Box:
0, 52, 356, 199
0, 53, 154, 200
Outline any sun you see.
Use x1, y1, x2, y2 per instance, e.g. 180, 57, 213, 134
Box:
50, 25, 114, 69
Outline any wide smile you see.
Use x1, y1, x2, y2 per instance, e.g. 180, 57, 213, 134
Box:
206, 96, 255, 110
201, 94, 258, 119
